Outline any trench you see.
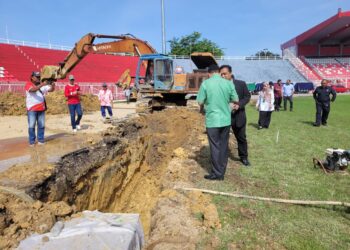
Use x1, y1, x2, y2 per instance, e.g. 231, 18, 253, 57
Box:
1, 108, 221, 249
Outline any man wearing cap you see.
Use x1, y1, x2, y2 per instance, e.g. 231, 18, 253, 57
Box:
98, 83, 113, 120
219, 65, 251, 167
25, 71, 55, 146
197, 64, 239, 181
64, 75, 83, 133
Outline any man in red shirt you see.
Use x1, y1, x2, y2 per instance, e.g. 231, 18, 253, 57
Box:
64, 75, 83, 133
273, 79, 283, 111
25, 71, 55, 146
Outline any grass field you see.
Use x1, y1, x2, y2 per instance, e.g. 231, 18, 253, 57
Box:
197, 95, 350, 249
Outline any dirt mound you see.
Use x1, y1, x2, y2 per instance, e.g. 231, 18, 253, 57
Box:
0, 91, 100, 116
0, 92, 25, 116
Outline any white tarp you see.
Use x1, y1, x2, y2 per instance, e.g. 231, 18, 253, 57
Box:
18, 210, 144, 250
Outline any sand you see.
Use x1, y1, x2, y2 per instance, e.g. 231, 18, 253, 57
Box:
0, 102, 136, 140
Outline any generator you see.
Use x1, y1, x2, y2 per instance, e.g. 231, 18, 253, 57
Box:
313, 148, 350, 173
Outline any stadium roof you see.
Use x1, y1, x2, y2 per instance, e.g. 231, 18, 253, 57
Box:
281, 10, 350, 50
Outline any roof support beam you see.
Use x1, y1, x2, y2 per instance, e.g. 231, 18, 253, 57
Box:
340, 36, 350, 44
318, 24, 350, 43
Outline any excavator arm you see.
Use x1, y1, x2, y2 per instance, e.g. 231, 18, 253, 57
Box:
41, 33, 156, 80
116, 69, 132, 90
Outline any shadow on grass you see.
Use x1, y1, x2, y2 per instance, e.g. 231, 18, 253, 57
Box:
191, 144, 242, 174
300, 121, 315, 126
248, 122, 259, 129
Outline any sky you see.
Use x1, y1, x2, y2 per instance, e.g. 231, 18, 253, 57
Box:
0, 0, 350, 56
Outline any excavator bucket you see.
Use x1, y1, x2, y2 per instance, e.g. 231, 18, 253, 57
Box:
40, 65, 60, 81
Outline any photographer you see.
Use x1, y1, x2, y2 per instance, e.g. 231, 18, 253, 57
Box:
25, 71, 55, 146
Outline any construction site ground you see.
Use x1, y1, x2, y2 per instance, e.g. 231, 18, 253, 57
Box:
0, 98, 224, 249
0, 94, 349, 249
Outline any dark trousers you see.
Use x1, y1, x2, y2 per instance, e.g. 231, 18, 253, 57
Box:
258, 111, 272, 128
206, 126, 230, 178
232, 123, 248, 160
283, 96, 293, 111
275, 97, 282, 111
315, 102, 330, 125
101, 106, 113, 117
68, 103, 83, 129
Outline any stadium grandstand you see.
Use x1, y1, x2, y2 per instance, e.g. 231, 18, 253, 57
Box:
1, 9, 350, 98
281, 8, 350, 87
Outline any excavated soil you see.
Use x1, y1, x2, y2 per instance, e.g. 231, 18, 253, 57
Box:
0, 91, 100, 116
0, 107, 223, 249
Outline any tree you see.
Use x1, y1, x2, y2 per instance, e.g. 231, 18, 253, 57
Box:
255, 49, 280, 58
169, 32, 224, 56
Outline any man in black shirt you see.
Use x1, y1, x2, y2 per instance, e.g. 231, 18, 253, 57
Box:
313, 79, 337, 127
220, 65, 251, 166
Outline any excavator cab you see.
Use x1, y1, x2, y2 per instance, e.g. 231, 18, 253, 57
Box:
135, 54, 174, 91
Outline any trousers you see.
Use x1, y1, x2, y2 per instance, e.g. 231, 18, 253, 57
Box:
27, 111, 45, 144
258, 111, 272, 128
206, 126, 230, 178
283, 96, 293, 111
68, 103, 83, 129
315, 101, 330, 125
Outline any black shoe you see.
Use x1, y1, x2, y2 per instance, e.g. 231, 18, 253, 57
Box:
322, 123, 327, 126
241, 159, 251, 166
313, 123, 320, 127
204, 174, 224, 181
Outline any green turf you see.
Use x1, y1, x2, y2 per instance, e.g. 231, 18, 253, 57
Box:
196, 95, 350, 249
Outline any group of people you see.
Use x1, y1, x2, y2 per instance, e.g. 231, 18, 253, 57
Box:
197, 66, 337, 181
25, 72, 115, 146
255, 79, 295, 129
25, 69, 338, 185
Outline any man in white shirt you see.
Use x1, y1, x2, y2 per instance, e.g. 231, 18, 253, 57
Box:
282, 79, 294, 111
25, 71, 55, 146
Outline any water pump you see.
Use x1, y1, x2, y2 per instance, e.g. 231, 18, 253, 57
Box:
313, 148, 350, 173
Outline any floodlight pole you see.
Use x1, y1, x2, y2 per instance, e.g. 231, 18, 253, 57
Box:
161, 0, 166, 54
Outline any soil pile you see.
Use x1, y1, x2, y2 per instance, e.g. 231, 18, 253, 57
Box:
0, 92, 24, 116
0, 91, 100, 116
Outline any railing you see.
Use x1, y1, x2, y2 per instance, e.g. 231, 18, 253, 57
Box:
0, 82, 126, 100
169, 54, 282, 60
0, 38, 72, 51
283, 49, 321, 84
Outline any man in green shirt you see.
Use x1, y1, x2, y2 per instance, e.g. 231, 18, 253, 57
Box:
197, 64, 239, 180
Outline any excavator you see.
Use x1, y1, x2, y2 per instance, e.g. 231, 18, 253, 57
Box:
41, 33, 218, 107
134, 52, 217, 107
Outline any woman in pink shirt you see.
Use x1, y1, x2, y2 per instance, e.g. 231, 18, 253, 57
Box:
98, 83, 113, 120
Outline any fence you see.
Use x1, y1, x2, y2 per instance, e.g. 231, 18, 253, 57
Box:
0, 83, 127, 100
0, 38, 71, 51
